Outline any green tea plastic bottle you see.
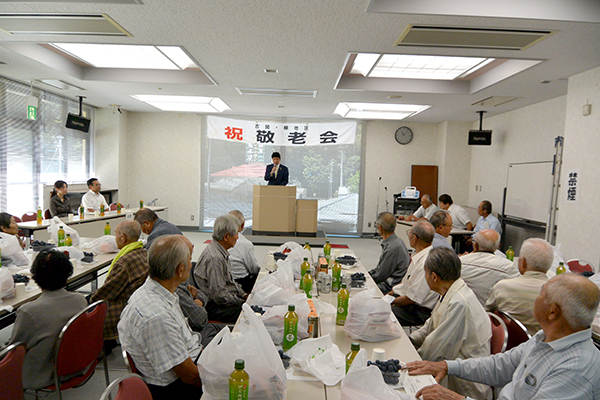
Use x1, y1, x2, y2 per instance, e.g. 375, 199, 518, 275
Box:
36, 207, 42, 225
303, 241, 311, 251
282, 304, 298, 351
302, 267, 314, 298
324, 240, 332, 266
336, 282, 349, 326
65, 233, 73, 247
117, 202, 122, 214
79, 204, 85, 219
57, 225, 66, 247
104, 222, 111, 235
229, 359, 249, 400
556, 262, 566, 274
331, 258, 342, 292
299, 257, 310, 290
506, 246, 515, 261
346, 342, 360, 373
100, 203, 105, 216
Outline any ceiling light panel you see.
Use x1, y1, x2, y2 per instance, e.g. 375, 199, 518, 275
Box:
0, 14, 130, 36
51, 43, 198, 70
334, 102, 430, 120
367, 54, 490, 80
131, 95, 230, 113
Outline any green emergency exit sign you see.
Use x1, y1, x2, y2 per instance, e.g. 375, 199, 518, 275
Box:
27, 105, 37, 120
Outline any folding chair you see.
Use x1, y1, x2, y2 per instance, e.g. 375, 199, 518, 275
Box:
34, 301, 110, 400
488, 312, 508, 354
566, 259, 594, 273
99, 374, 151, 400
494, 310, 532, 351
0, 342, 26, 400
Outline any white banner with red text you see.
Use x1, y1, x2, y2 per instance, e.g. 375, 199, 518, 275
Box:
207, 116, 356, 146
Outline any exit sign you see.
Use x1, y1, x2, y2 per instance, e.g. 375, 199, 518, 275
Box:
27, 105, 37, 120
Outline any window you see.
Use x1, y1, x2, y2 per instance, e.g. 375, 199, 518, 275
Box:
200, 119, 363, 235
0, 77, 93, 216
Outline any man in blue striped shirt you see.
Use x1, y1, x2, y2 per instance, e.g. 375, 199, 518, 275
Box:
406, 273, 600, 400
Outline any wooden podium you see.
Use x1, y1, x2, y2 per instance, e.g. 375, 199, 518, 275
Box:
252, 185, 296, 235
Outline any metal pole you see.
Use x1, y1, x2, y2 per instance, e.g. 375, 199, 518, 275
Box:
545, 136, 563, 244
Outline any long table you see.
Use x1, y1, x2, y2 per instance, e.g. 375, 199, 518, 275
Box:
0, 242, 116, 330
397, 219, 472, 252
18, 206, 168, 241
231, 247, 423, 399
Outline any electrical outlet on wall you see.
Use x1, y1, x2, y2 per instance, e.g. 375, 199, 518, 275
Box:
191, 215, 195, 221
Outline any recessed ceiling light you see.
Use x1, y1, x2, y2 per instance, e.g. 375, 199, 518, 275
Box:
131, 95, 230, 113
351, 53, 495, 81
264, 69, 278, 73
0, 14, 130, 36
388, 95, 403, 99
334, 102, 430, 120
51, 43, 197, 70
236, 88, 317, 98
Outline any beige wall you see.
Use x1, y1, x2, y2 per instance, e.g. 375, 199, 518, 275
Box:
124, 113, 202, 226
556, 66, 600, 265
467, 96, 567, 212
362, 120, 440, 233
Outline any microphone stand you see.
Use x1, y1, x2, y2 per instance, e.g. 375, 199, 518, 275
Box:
385, 187, 389, 213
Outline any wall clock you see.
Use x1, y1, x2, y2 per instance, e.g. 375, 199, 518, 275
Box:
395, 126, 413, 145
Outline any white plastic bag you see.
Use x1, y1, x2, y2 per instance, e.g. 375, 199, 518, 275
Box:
341, 349, 408, 400
260, 293, 311, 344
547, 243, 566, 275
47, 217, 80, 247
81, 235, 118, 254
250, 260, 296, 307
198, 303, 287, 399
0, 268, 15, 299
57, 246, 84, 261
344, 288, 404, 342
0, 233, 29, 266
275, 243, 312, 280
286, 334, 346, 386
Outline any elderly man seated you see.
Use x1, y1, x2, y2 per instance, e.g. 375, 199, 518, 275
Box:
192, 214, 247, 323
473, 200, 501, 235
410, 247, 491, 400
430, 211, 454, 250
9, 251, 87, 390
390, 220, 439, 326
118, 235, 202, 400
368, 212, 411, 294
175, 236, 226, 347
91, 220, 148, 353
399, 194, 440, 221
406, 273, 600, 400
438, 194, 473, 231
486, 238, 553, 336
134, 208, 183, 249
460, 229, 519, 305
227, 210, 260, 293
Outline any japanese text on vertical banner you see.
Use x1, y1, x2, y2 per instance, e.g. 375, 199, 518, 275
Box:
207, 116, 356, 146
566, 170, 579, 203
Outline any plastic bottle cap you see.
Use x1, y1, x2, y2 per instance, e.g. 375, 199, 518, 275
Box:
341, 283, 347, 288
351, 343, 360, 351
288, 304, 295, 311
59, 226, 63, 228
303, 257, 308, 261
234, 359, 245, 370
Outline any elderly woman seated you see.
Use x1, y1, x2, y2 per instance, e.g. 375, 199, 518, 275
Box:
9, 250, 87, 390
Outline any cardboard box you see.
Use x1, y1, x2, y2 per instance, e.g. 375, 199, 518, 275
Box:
296, 199, 318, 234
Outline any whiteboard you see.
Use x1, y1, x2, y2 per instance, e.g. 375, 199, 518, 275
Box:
504, 161, 553, 224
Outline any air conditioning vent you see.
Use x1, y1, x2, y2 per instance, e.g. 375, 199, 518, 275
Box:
236, 88, 317, 98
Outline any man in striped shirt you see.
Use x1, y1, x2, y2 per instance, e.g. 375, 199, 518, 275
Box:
406, 273, 600, 400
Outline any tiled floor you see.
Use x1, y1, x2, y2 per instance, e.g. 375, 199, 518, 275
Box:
8, 232, 386, 399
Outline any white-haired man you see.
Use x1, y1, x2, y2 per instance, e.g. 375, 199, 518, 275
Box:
399, 194, 440, 222
486, 238, 553, 335
407, 273, 600, 400
390, 220, 439, 326
410, 247, 491, 400
192, 214, 246, 322
118, 235, 202, 400
228, 210, 260, 293
369, 212, 411, 294
459, 229, 519, 305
